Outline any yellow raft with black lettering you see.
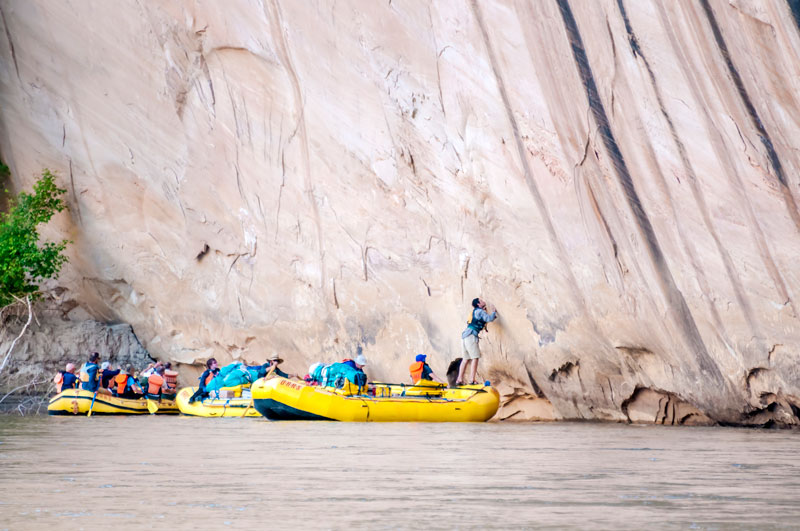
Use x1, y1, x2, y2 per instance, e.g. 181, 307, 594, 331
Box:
175, 387, 261, 417
47, 388, 178, 415
251, 377, 499, 422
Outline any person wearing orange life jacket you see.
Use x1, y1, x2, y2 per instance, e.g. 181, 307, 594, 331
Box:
409, 354, 443, 384
146, 366, 168, 398
188, 358, 220, 403
162, 362, 179, 398
111, 365, 142, 400
54, 363, 79, 393
112, 365, 143, 399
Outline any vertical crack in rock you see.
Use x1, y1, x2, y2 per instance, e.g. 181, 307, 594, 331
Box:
469, 0, 591, 318
0, 5, 20, 81
584, 180, 624, 277
556, 0, 725, 387
616, 0, 757, 343
266, 0, 327, 298
699, 0, 800, 235
68, 158, 83, 226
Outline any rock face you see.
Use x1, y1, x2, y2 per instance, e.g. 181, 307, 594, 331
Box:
1, 0, 799, 425
0, 297, 153, 393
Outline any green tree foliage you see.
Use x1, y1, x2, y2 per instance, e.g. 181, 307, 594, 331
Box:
0, 169, 70, 307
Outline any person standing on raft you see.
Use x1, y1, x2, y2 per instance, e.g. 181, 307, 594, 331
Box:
457, 298, 497, 385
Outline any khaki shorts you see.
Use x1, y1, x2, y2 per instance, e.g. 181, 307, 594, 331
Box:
462, 334, 481, 359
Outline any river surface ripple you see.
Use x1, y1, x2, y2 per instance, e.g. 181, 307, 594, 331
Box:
0, 417, 798, 529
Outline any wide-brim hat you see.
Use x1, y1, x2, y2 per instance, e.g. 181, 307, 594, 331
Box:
268, 356, 284, 364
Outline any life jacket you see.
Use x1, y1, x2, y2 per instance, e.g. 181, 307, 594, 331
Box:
79, 362, 97, 382
115, 374, 130, 395
164, 370, 178, 390
148, 373, 164, 395
54, 372, 64, 393
409, 361, 425, 383
199, 368, 220, 387
467, 308, 489, 335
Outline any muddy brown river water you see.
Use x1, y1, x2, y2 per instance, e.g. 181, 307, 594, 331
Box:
0, 416, 798, 529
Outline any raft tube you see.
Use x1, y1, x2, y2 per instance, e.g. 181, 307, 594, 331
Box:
251, 377, 500, 422
47, 388, 178, 415
175, 387, 261, 417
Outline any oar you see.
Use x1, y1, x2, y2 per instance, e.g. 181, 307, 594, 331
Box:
87, 387, 99, 417
147, 398, 159, 414
371, 382, 488, 394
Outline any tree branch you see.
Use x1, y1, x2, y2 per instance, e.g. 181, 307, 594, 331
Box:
0, 295, 32, 377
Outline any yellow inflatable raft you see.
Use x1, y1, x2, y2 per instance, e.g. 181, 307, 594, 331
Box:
175, 387, 261, 417
47, 388, 178, 415
251, 377, 499, 422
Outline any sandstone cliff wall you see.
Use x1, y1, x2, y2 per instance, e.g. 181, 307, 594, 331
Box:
1, 0, 799, 425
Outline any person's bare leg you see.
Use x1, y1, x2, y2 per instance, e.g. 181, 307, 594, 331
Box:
457, 358, 469, 385
469, 359, 479, 384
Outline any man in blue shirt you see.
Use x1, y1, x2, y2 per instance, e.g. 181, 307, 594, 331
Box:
457, 298, 497, 385
80, 352, 101, 392
55, 363, 79, 392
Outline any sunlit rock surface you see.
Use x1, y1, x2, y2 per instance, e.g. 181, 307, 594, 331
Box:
1, 0, 799, 425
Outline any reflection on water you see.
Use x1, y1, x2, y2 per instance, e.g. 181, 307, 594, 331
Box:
0, 416, 798, 529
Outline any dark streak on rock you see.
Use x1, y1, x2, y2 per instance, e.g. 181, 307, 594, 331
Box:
556, 0, 724, 386
470, 0, 589, 315
332, 279, 339, 309
523, 363, 546, 398
549, 360, 579, 382
699, 0, 800, 234
196, 243, 210, 261
616, 0, 758, 338
68, 159, 83, 226
420, 278, 431, 296
789, 0, 800, 33
0, 5, 20, 80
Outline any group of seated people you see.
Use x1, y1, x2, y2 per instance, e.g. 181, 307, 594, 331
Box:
57, 350, 449, 402
54, 352, 179, 400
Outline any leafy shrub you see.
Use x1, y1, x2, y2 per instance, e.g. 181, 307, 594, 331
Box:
0, 169, 70, 307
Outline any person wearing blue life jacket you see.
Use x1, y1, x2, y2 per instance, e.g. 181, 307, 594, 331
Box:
457, 298, 498, 385
80, 352, 111, 394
